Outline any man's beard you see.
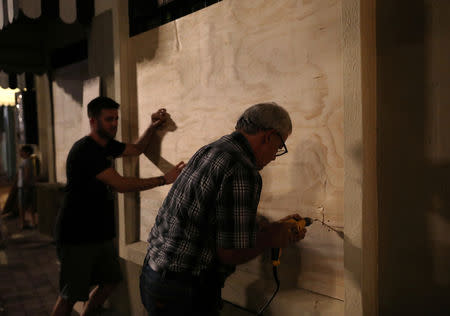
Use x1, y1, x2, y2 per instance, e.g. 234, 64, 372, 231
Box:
97, 122, 116, 140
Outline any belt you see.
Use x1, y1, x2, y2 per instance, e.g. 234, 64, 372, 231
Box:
157, 268, 205, 283
144, 255, 220, 285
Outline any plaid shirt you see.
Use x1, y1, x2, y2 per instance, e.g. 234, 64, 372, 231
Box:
146, 132, 262, 276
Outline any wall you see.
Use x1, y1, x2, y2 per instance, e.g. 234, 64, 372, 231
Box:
52, 60, 91, 183
377, 0, 450, 315
52, 9, 114, 184
131, 0, 345, 314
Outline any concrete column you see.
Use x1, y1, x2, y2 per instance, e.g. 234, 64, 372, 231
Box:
35, 73, 56, 183
112, 0, 140, 251
343, 0, 378, 315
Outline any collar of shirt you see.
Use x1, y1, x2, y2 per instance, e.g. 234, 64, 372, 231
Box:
228, 131, 258, 169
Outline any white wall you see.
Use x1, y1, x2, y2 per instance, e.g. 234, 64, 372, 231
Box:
52, 60, 91, 183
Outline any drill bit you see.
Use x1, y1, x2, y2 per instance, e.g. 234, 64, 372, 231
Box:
311, 206, 344, 239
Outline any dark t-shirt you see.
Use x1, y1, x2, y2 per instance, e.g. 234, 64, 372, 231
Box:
55, 136, 126, 244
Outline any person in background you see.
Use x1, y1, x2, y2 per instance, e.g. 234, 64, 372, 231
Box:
51, 96, 185, 316
17, 145, 37, 230
140, 102, 307, 316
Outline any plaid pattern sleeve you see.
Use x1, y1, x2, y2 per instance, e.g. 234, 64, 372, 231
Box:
146, 132, 261, 274
216, 161, 262, 249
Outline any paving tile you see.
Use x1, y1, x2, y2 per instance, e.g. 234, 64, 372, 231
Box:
5, 311, 26, 316
3, 305, 25, 315
0, 215, 77, 316
28, 312, 48, 316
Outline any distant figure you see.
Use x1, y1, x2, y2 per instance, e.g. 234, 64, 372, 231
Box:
51, 97, 185, 316
0, 215, 6, 249
17, 145, 37, 230
140, 102, 307, 316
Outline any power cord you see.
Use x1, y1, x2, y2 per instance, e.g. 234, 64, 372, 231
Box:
222, 265, 281, 315
257, 265, 280, 315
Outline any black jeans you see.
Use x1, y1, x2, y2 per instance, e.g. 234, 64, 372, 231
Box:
140, 263, 223, 316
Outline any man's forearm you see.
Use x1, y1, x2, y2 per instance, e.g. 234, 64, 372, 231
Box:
217, 231, 273, 265
115, 176, 164, 193
134, 126, 156, 153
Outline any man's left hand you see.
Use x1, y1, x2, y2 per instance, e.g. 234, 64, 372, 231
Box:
163, 161, 186, 184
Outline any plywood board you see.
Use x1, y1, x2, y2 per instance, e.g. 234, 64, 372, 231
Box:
134, 0, 344, 301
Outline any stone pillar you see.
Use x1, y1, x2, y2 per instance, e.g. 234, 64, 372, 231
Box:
343, 0, 378, 315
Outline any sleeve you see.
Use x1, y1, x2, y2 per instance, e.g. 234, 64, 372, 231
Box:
105, 139, 126, 158
215, 164, 261, 249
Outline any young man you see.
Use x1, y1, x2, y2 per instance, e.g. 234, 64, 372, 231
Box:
51, 97, 185, 316
140, 102, 307, 316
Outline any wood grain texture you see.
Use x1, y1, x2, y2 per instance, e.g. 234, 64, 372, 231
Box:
133, 0, 344, 302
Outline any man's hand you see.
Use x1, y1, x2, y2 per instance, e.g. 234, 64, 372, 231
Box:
279, 213, 302, 222
263, 218, 306, 248
151, 108, 169, 129
264, 221, 294, 248
163, 161, 186, 184
279, 213, 307, 244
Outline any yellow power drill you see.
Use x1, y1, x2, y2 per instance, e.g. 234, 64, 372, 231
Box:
257, 217, 314, 315
271, 217, 313, 266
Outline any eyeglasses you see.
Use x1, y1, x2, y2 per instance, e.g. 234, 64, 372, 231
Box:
240, 116, 288, 156
275, 132, 288, 156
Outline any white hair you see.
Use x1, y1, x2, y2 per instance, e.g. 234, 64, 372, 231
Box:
235, 102, 292, 136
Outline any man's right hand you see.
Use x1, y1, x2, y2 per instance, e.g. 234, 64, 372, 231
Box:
151, 108, 168, 129
265, 220, 306, 248
163, 161, 186, 184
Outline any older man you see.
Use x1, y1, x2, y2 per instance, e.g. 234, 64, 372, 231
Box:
140, 102, 307, 316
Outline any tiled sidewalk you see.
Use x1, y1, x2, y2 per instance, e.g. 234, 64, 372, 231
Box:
0, 216, 77, 316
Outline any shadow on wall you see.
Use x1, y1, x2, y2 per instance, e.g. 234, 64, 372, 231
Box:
53, 10, 115, 103
53, 60, 89, 106
144, 114, 178, 173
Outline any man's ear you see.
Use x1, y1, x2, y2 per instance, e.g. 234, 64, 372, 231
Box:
262, 130, 275, 144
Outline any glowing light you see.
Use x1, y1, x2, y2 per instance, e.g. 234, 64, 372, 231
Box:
0, 87, 20, 106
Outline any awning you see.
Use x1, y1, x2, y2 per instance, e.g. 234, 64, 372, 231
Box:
0, 0, 92, 88
0, 0, 94, 29
0, 70, 32, 90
